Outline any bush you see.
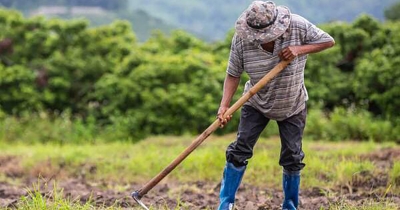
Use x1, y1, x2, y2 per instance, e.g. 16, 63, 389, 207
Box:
305, 108, 399, 142
0, 9, 399, 142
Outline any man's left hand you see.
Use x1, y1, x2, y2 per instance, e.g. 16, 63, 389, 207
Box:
279, 46, 300, 61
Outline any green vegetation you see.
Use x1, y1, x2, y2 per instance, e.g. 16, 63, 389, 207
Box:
45, 9, 176, 42
1, 136, 399, 209
1, 0, 399, 41
11, 186, 400, 210
390, 162, 400, 187
327, 202, 399, 210
16, 182, 99, 210
0, 136, 397, 189
0, 8, 400, 142
1, 3, 399, 210
385, 1, 400, 21
1, 107, 398, 145
0, 0, 175, 42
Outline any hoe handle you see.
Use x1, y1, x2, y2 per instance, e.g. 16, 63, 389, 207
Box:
135, 60, 291, 198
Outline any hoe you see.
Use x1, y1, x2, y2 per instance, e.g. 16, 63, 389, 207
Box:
131, 60, 291, 210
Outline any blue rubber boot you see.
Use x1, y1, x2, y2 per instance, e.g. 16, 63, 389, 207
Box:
282, 170, 300, 210
218, 162, 246, 210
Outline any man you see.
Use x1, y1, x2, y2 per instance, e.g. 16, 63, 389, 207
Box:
216, 1, 335, 210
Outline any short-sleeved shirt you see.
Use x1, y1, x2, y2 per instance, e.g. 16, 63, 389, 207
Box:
227, 14, 334, 121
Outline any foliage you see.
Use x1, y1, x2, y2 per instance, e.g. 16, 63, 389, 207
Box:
385, 1, 400, 21
92, 30, 230, 138
0, 8, 399, 141
3, 0, 396, 41
0, 10, 136, 117
305, 15, 400, 120
1, 108, 398, 144
37, 9, 175, 42
306, 108, 400, 142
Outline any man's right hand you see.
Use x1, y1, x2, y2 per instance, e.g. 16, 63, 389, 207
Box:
217, 106, 232, 128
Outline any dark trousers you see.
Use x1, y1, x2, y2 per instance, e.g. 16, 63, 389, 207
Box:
226, 105, 306, 172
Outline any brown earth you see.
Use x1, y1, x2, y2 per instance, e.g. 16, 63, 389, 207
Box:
1, 148, 400, 210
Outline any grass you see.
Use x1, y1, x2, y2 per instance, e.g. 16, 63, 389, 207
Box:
10, 180, 122, 210
0, 135, 397, 187
326, 200, 399, 210
0, 135, 399, 209
7, 182, 397, 210
390, 162, 400, 187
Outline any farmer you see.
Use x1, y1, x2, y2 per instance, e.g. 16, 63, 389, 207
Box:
216, 1, 335, 209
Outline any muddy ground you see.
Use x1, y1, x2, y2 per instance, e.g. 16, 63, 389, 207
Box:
1, 148, 400, 210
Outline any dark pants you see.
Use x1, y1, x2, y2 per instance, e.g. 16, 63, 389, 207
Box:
226, 105, 306, 172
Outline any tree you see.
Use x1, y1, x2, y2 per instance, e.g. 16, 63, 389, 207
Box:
385, 1, 400, 21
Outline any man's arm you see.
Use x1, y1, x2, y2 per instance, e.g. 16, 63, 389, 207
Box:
217, 74, 241, 127
279, 41, 335, 61
279, 15, 335, 61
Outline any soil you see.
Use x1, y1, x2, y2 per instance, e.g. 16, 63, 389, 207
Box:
1, 148, 399, 210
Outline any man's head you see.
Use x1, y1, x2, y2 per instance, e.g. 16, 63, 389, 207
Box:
235, 1, 291, 43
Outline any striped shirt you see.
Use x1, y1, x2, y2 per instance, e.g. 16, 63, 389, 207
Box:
227, 14, 334, 121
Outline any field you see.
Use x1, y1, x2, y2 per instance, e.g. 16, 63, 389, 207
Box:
1, 2, 400, 210
0, 134, 399, 210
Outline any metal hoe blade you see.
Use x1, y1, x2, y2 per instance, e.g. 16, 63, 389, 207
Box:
131, 191, 149, 210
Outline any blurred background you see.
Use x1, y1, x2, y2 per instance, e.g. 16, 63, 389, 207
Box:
0, 0, 398, 41
1, 0, 400, 142
0, 0, 400, 142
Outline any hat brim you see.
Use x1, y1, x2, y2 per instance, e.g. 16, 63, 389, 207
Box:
235, 5, 291, 43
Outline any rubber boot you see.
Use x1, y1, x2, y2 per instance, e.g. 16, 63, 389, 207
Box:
282, 170, 300, 210
218, 162, 246, 210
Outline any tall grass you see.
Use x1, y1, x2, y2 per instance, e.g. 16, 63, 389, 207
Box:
0, 111, 138, 144
1, 136, 397, 189
1, 108, 399, 144
390, 162, 400, 190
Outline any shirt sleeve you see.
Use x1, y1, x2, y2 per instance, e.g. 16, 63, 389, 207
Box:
226, 34, 244, 77
302, 18, 334, 44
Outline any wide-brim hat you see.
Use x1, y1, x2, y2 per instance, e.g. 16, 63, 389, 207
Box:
235, 1, 291, 43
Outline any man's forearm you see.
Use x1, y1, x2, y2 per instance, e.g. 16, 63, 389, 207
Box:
279, 41, 335, 61
298, 41, 335, 55
220, 74, 241, 107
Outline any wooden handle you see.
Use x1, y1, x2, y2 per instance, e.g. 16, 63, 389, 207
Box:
136, 60, 291, 198
222, 60, 291, 119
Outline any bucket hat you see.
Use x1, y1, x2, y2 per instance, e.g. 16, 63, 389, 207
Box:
235, 1, 291, 43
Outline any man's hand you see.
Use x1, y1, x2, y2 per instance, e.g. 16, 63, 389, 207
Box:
279, 46, 300, 61
217, 106, 232, 128
279, 42, 335, 61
